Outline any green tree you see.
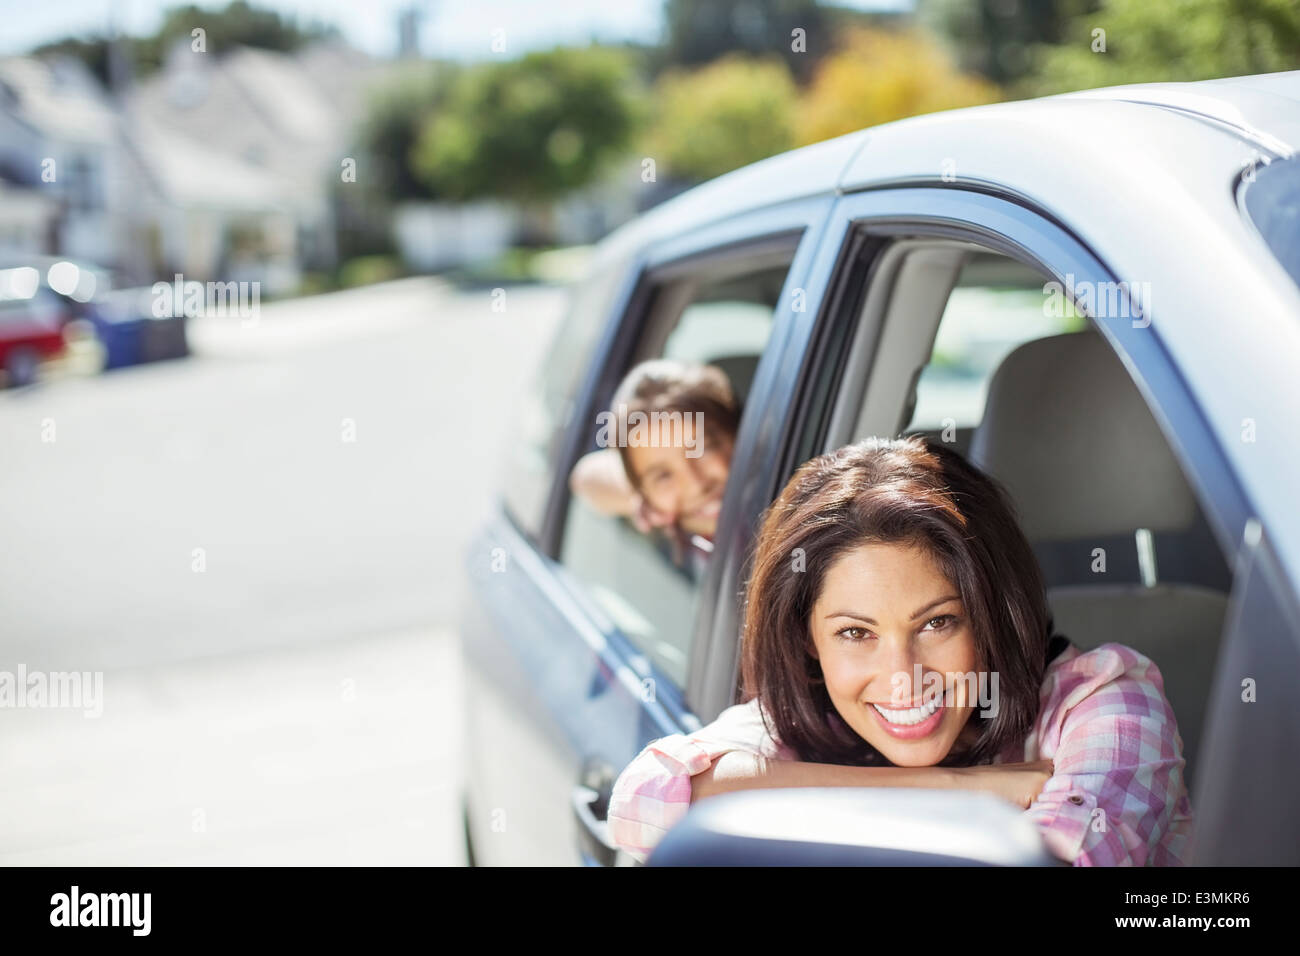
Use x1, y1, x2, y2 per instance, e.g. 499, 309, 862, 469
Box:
661, 0, 832, 82
32, 1, 338, 86
355, 62, 451, 203
411, 46, 641, 205
919, 0, 1095, 86
1027, 0, 1300, 94
796, 28, 1002, 146
645, 55, 798, 182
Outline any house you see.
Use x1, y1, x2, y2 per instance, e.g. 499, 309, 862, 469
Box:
0, 56, 122, 267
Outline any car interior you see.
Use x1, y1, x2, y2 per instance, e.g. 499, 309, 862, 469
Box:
824, 242, 1233, 789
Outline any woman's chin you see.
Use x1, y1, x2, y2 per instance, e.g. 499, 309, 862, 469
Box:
854, 710, 959, 767
876, 744, 947, 767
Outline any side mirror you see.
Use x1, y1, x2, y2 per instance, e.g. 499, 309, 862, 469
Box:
646, 787, 1065, 866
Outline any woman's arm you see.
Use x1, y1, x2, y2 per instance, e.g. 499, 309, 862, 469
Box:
607, 699, 1052, 863
1026, 643, 1193, 866
698, 750, 1053, 810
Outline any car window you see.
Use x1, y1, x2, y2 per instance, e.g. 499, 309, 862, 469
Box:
905, 254, 1085, 435
559, 254, 794, 688
840, 240, 1233, 783
501, 254, 631, 541
1240, 155, 1300, 291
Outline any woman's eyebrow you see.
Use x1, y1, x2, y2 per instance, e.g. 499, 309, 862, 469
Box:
824, 595, 960, 624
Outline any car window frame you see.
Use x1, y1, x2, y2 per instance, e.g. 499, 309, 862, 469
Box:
694, 184, 1256, 722
538, 194, 837, 721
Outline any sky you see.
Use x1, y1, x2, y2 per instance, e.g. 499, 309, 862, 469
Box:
0, 0, 912, 59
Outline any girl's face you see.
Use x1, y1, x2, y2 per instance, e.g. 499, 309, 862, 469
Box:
627, 425, 732, 539
809, 540, 981, 767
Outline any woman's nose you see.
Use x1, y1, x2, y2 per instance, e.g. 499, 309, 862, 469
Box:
879, 636, 919, 699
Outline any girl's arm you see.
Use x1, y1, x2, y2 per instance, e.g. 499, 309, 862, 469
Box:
569, 448, 638, 516
569, 448, 674, 531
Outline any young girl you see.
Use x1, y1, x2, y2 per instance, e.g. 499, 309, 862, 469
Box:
569, 359, 740, 576
608, 436, 1192, 866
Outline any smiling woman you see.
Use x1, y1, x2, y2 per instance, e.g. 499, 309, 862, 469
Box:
607, 436, 1193, 866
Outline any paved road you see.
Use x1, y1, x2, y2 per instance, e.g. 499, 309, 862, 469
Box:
0, 278, 564, 864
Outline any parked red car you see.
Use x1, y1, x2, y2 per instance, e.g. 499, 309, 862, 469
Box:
0, 267, 70, 387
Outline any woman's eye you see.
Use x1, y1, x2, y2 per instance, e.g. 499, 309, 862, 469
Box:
836, 626, 872, 643
923, 615, 955, 632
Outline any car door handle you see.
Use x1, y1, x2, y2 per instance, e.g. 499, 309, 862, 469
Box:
572, 781, 620, 866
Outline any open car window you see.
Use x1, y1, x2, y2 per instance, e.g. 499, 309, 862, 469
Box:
558, 251, 794, 688
833, 239, 1233, 787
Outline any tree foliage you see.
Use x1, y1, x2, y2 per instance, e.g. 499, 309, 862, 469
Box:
411, 46, 641, 204
32, 1, 338, 86
919, 0, 1093, 86
355, 63, 451, 203
796, 28, 1002, 146
1026, 0, 1300, 94
661, 0, 832, 82
644, 55, 798, 182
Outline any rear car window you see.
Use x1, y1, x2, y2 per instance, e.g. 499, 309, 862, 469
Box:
1241, 155, 1300, 290
501, 256, 631, 540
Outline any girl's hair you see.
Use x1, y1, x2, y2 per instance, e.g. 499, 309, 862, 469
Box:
609, 359, 740, 490
740, 435, 1051, 767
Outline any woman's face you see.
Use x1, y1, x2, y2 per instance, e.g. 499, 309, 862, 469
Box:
809, 540, 981, 767
627, 425, 732, 539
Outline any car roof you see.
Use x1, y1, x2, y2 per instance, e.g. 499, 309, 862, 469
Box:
613, 72, 1300, 251
599, 72, 1300, 592
1061, 72, 1300, 154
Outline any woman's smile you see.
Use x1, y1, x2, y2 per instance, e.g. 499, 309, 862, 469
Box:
868, 696, 946, 738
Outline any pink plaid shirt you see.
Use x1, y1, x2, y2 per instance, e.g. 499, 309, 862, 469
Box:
608, 641, 1193, 866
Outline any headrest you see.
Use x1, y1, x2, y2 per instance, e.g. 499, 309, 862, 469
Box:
969, 330, 1198, 541
708, 353, 760, 407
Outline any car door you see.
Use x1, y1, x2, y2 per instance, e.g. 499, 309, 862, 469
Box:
686, 185, 1264, 858
694, 180, 1252, 718
459, 194, 834, 865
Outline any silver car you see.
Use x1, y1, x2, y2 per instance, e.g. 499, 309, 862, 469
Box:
459, 71, 1300, 866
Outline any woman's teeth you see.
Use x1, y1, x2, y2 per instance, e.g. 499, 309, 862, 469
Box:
871, 696, 943, 725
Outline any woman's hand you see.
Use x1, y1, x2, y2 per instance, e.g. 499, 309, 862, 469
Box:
949, 759, 1054, 809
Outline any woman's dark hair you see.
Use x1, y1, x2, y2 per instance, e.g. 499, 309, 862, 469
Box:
740, 435, 1051, 767
609, 359, 741, 491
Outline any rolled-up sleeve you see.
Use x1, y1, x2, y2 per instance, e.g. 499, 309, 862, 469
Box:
607, 698, 787, 863
1026, 643, 1193, 866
